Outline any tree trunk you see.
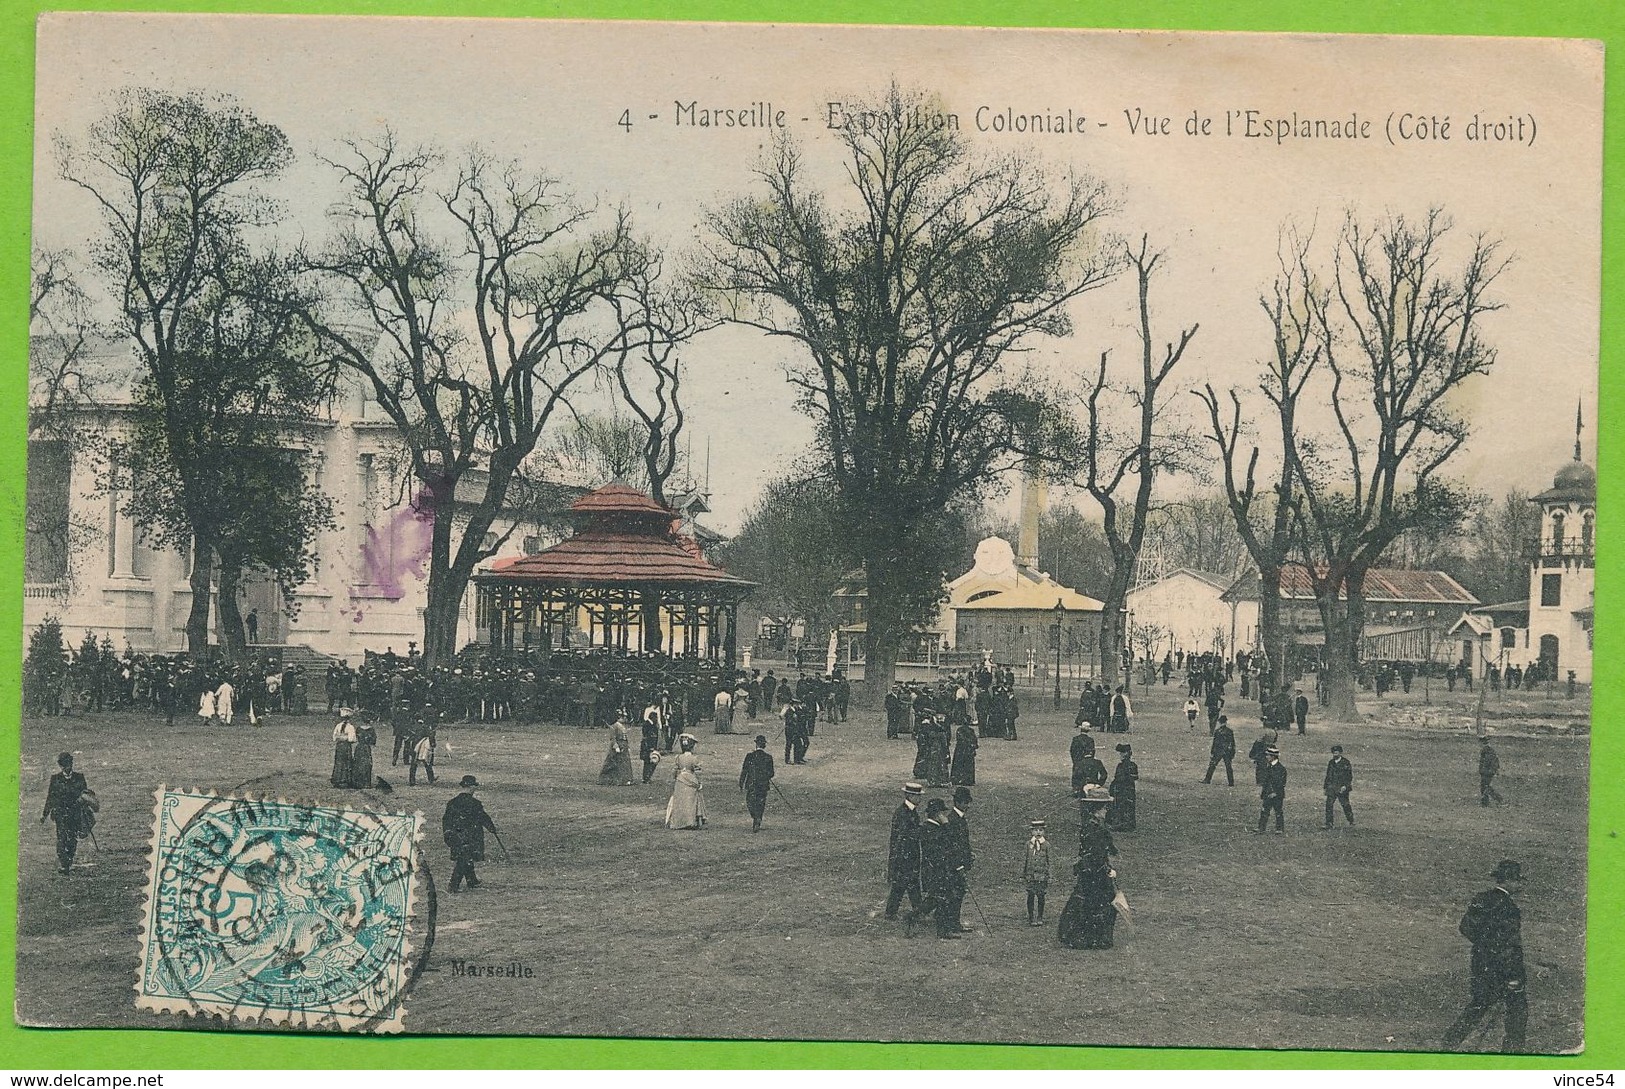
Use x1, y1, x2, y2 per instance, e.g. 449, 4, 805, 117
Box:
420, 487, 461, 665
1318, 598, 1362, 722
859, 556, 904, 708
1097, 567, 1131, 689
422, 570, 467, 665
1257, 563, 1286, 690
215, 560, 248, 663
186, 540, 214, 658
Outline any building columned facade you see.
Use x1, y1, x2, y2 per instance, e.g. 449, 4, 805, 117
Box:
25, 352, 569, 661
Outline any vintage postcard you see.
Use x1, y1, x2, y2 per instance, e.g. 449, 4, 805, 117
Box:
18, 15, 1599, 1052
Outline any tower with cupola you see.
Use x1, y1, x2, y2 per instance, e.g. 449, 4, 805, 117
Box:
1527, 403, 1595, 684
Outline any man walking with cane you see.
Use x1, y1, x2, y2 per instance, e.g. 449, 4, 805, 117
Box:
442, 775, 498, 893
40, 751, 91, 875
739, 734, 775, 833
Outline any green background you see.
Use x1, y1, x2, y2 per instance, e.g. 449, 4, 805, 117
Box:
1, 0, 1619, 1071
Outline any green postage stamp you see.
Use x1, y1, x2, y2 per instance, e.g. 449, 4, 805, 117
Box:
137, 788, 425, 1032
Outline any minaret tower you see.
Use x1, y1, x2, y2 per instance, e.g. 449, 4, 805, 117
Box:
1526, 401, 1595, 683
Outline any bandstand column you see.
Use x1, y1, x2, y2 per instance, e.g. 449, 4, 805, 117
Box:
723, 602, 738, 670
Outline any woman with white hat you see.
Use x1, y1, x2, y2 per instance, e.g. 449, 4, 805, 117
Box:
330, 708, 357, 788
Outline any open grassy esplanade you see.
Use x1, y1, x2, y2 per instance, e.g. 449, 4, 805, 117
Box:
17, 680, 1586, 1051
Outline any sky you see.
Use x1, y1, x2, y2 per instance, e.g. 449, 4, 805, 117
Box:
32, 16, 1604, 533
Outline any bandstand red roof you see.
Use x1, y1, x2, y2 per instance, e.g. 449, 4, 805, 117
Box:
475, 483, 754, 592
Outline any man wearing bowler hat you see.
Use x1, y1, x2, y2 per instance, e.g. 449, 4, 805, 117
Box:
442, 775, 498, 893
1323, 744, 1355, 828
883, 782, 926, 919
1442, 860, 1527, 1052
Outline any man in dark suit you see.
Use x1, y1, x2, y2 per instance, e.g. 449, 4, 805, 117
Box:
1249, 729, 1279, 786
883, 782, 925, 919
1442, 860, 1527, 1052
639, 713, 662, 784
442, 775, 498, 893
942, 786, 974, 932
1323, 744, 1355, 827
1204, 715, 1236, 785
1293, 688, 1311, 734
783, 698, 812, 765
1255, 746, 1287, 834
910, 799, 958, 939
739, 734, 775, 832
40, 751, 89, 875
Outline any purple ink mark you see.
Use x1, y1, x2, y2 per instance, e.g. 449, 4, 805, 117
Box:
351, 484, 438, 608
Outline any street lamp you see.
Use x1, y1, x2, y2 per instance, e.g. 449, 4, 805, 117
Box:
1053, 598, 1065, 709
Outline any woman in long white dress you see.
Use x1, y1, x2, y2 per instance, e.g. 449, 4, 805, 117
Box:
198, 686, 217, 725
664, 734, 705, 829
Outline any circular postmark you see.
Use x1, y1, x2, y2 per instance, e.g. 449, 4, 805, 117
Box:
144, 784, 433, 1033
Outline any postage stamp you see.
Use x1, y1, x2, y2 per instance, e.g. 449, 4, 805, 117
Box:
136, 788, 426, 1033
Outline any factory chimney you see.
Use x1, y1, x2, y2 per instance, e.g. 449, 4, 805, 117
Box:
1017, 471, 1046, 571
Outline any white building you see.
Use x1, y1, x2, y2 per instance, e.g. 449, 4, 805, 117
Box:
24, 341, 569, 660
1523, 441, 1595, 682
1122, 568, 1237, 658
1446, 435, 1595, 684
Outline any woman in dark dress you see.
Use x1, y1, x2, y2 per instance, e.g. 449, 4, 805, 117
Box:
350, 718, 376, 788
1058, 786, 1120, 949
950, 723, 979, 786
1106, 744, 1138, 831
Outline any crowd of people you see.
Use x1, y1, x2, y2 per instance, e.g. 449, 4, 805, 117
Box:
31, 634, 1540, 1054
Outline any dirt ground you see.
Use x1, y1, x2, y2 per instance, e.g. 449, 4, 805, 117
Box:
14, 679, 1588, 1054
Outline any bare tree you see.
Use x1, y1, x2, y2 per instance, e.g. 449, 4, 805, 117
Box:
303, 132, 676, 662
1288, 209, 1505, 719
704, 84, 1118, 700
1144, 494, 1250, 577
1196, 226, 1319, 697
28, 247, 102, 441
1067, 238, 1198, 687
27, 247, 105, 590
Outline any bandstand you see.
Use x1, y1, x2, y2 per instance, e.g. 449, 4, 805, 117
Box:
472, 483, 755, 669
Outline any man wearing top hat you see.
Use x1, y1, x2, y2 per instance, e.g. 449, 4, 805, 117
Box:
1255, 746, 1287, 834
1442, 860, 1527, 1052
884, 782, 926, 919
442, 775, 498, 893
1323, 744, 1355, 828
739, 735, 775, 833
